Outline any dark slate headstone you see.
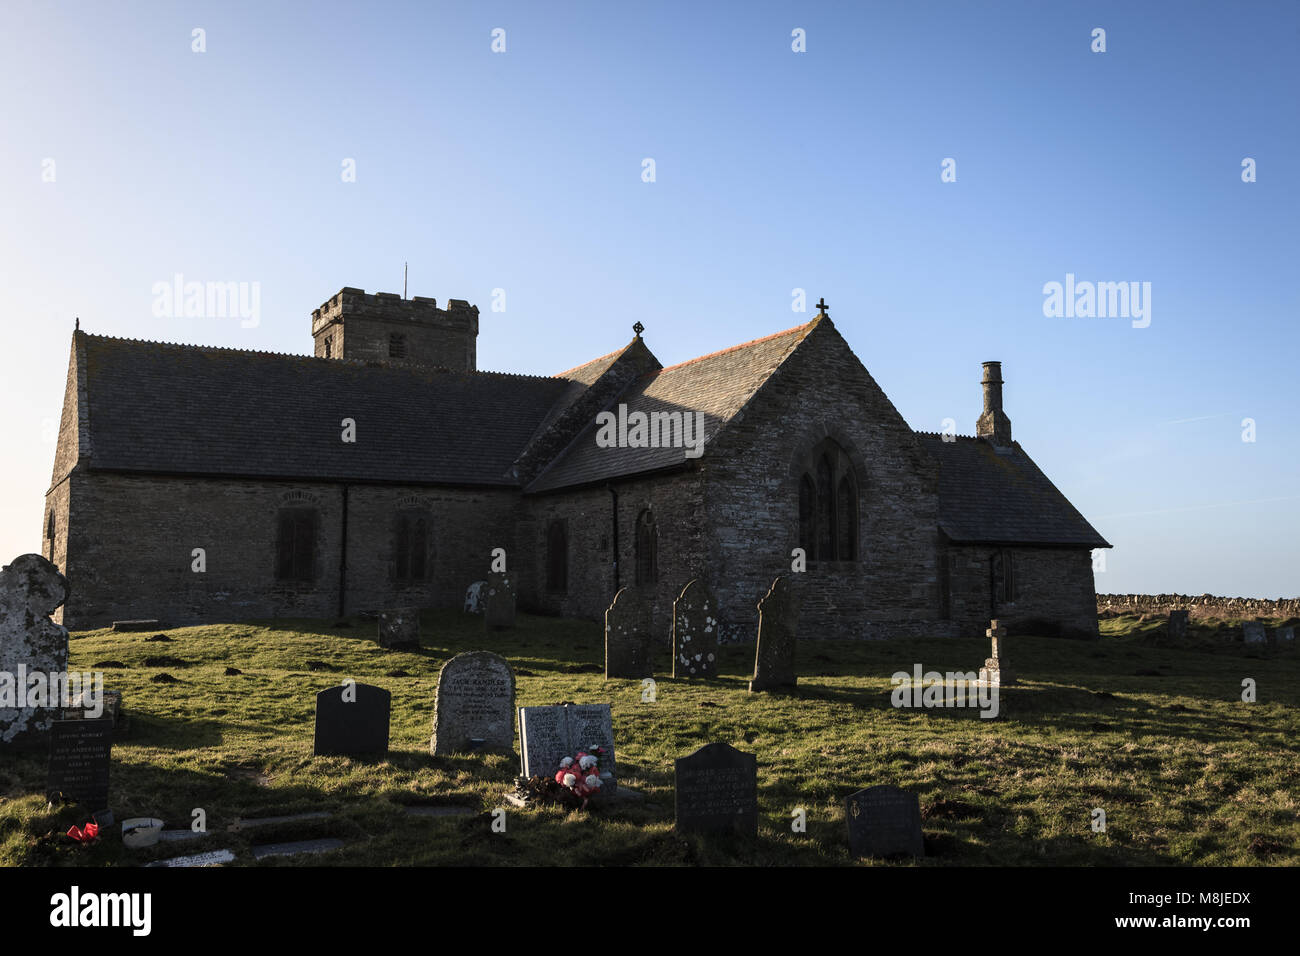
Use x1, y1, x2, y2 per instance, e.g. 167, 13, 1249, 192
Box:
749, 577, 798, 692
1242, 622, 1267, 644
1, 554, 69, 750
431, 651, 515, 755
605, 587, 653, 680
313, 682, 390, 756
484, 571, 516, 630
47, 718, 113, 810
674, 742, 758, 836
672, 579, 719, 679
845, 785, 924, 860
464, 580, 487, 614
1167, 609, 1189, 642
377, 607, 420, 650
518, 703, 617, 792
1276, 625, 1295, 645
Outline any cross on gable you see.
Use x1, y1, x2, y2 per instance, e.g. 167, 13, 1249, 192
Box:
815, 298, 828, 316
633, 321, 645, 338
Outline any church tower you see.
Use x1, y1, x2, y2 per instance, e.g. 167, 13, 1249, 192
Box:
311, 287, 479, 371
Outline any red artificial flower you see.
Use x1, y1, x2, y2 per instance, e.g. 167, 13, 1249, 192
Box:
66, 822, 100, 844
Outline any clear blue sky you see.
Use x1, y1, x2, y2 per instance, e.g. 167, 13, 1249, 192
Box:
1, 1, 1296, 596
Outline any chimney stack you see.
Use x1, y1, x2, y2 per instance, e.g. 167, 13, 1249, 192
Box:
977, 361, 1012, 446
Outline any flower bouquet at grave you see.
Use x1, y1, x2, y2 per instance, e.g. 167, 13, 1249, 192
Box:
554, 747, 610, 809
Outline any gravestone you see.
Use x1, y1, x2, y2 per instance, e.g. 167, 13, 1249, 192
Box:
1276, 625, 1295, 645
484, 572, 516, 629
313, 682, 390, 756
0, 554, 70, 750
749, 577, 798, 692
464, 581, 487, 614
674, 742, 758, 836
377, 608, 420, 650
845, 785, 924, 859
47, 718, 113, 811
672, 579, 718, 679
1167, 610, 1189, 642
518, 703, 616, 792
431, 651, 515, 755
979, 619, 1015, 685
605, 587, 653, 680
1242, 622, 1267, 644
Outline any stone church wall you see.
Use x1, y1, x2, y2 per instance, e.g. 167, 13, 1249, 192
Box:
946, 544, 1098, 639
698, 320, 950, 641
55, 472, 516, 629
518, 470, 706, 652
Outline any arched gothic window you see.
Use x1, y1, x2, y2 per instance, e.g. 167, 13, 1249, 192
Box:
634, 509, 658, 585
796, 440, 859, 562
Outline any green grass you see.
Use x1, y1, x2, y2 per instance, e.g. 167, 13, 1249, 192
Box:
1, 610, 1296, 866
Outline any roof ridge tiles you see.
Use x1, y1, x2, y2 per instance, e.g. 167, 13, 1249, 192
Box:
78, 332, 562, 383
650, 320, 814, 377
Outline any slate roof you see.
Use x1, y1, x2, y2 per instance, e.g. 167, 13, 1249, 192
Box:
77, 334, 573, 485
915, 434, 1111, 548
525, 322, 815, 493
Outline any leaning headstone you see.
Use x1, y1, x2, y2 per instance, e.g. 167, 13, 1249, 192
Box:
377, 608, 420, 650
1242, 622, 1267, 644
0, 554, 69, 750
979, 619, 1015, 685
1167, 610, 1189, 642
605, 587, 653, 680
749, 577, 798, 692
484, 571, 516, 629
47, 718, 113, 811
845, 785, 924, 859
431, 651, 515, 755
313, 682, 390, 756
672, 579, 718, 679
518, 703, 616, 792
674, 742, 758, 836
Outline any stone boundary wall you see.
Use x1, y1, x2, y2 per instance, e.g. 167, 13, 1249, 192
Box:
1097, 593, 1300, 619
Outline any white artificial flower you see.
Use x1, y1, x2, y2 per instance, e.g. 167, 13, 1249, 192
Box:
562, 773, 577, 787
585, 775, 600, 788
579, 755, 597, 770
559, 757, 573, 768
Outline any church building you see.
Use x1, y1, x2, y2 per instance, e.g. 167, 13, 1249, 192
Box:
43, 287, 1109, 639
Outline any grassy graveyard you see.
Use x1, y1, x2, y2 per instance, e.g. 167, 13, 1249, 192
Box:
1, 610, 1296, 867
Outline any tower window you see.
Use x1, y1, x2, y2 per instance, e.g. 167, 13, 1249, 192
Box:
389, 333, 407, 359
324, 337, 333, 358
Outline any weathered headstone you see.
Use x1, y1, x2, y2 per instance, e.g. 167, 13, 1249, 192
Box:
672, 579, 718, 679
377, 608, 420, 650
674, 742, 758, 836
1242, 621, 1267, 644
749, 577, 798, 692
845, 785, 924, 859
0, 554, 69, 750
313, 682, 390, 756
979, 619, 1015, 685
47, 718, 113, 811
484, 571, 516, 629
518, 703, 616, 792
431, 651, 515, 755
605, 587, 653, 680
1276, 625, 1295, 645
1167, 610, 1189, 642
464, 580, 487, 614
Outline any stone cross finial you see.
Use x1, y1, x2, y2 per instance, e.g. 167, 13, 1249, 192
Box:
633, 321, 645, 338
815, 298, 829, 317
